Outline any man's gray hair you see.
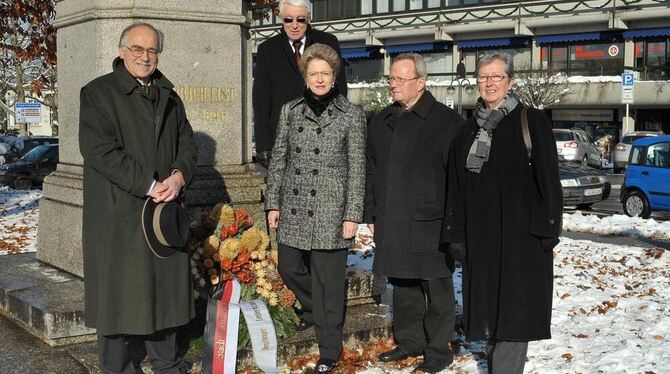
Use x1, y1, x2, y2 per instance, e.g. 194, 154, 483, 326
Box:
475, 52, 515, 79
393, 53, 427, 79
118, 22, 165, 52
279, 0, 311, 19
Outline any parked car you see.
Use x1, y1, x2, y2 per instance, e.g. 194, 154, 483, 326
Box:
620, 135, 670, 218
553, 129, 602, 169
613, 131, 664, 173
0, 144, 58, 189
559, 155, 611, 209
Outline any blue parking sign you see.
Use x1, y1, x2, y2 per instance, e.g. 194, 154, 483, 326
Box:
622, 73, 635, 86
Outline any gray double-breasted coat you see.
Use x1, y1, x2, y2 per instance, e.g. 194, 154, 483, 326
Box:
79, 58, 197, 336
265, 95, 367, 250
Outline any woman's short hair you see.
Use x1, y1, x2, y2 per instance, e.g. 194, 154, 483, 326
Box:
118, 22, 164, 52
475, 52, 515, 79
393, 53, 427, 79
279, 0, 311, 19
299, 43, 341, 78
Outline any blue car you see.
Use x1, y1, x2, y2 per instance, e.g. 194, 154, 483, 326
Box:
621, 135, 670, 218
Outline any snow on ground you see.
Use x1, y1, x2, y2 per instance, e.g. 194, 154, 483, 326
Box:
2, 187, 669, 372
563, 211, 670, 240
0, 187, 41, 255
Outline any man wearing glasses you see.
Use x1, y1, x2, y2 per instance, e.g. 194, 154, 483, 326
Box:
365, 54, 463, 373
79, 22, 196, 373
252, 0, 347, 168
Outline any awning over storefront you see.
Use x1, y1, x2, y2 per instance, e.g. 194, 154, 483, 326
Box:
341, 48, 374, 59
386, 42, 436, 54
458, 38, 510, 49
535, 32, 603, 44
623, 27, 670, 39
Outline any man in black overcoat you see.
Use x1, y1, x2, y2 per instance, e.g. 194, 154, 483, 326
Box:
79, 23, 196, 374
365, 54, 463, 373
252, 0, 347, 168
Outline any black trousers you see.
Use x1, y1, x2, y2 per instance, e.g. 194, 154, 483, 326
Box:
486, 340, 529, 374
390, 276, 456, 361
97, 327, 190, 374
277, 243, 348, 361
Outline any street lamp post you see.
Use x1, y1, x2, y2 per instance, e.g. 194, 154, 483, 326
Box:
447, 77, 475, 117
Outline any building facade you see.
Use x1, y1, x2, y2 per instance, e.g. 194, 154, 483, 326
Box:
251, 0, 670, 142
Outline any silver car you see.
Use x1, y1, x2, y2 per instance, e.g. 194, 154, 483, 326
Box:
553, 129, 602, 169
613, 131, 664, 174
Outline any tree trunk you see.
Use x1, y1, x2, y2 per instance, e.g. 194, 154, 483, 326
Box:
13, 59, 28, 136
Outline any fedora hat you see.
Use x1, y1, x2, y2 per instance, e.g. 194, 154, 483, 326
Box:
141, 198, 191, 258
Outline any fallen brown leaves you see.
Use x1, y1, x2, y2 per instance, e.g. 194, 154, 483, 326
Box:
561, 353, 574, 362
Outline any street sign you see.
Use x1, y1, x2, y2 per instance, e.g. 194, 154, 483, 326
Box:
621, 72, 635, 87
15, 102, 42, 124
621, 73, 634, 104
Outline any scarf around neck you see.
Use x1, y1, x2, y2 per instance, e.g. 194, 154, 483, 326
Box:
303, 85, 339, 117
465, 94, 519, 173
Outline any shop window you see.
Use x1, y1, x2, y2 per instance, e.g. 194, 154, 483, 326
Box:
541, 46, 549, 70
346, 58, 384, 83
569, 43, 623, 75
647, 41, 666, 66
550, 47, 568, 71
635, 41, 645, 67
477, 47, 532, 72
423, 51, 454, 80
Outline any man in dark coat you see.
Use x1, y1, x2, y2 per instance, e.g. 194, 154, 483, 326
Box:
365, 53, 463, 373
252, 0, 347, 168
79, 22, 196, 374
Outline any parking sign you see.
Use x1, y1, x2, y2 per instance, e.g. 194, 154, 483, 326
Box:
622, 73, 634, 87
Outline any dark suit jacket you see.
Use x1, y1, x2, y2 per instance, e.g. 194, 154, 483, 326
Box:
252, 26, 347, 153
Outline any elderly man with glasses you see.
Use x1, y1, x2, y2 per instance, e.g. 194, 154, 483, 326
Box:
79, 22, 196, 374
252, 0, 347, 169
365, 53, 464, 373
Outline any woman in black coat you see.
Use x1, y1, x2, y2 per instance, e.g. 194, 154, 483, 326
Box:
444, 52, 562, 374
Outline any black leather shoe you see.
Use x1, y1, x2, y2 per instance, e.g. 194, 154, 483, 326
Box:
379, 347, 419, 362
413, 356, 452, 373
295, 319, 313, 332
315, 358, 337, 373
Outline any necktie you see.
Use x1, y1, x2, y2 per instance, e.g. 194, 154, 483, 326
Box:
293, 40, 302, 65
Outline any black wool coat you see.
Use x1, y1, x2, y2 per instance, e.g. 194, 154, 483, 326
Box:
79, 58, 197, 335
365, 91, 463, 279
443, 104, 562, 342
253, 26, 348, 153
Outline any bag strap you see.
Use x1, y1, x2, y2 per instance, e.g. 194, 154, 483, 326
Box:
521, 105, 532, 161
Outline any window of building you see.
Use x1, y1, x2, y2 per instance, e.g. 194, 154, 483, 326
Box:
423, 51, 454, 80
346, 58, 384, 83
361, 0, 373, 14
409, 0, 423, 10
633, 39, 669, 80
569, 43, 623, 75
377, 0, 390, 12
393, 0, 406, 11
428, 0, 441, 7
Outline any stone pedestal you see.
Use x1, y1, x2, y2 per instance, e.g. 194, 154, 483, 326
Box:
38, 0, 259, 276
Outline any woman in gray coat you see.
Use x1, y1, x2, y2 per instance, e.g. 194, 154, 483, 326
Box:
264, 43, 366, 374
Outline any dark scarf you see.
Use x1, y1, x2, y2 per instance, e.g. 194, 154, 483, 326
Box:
465, 94, 519, 173
303, 85, 339, 117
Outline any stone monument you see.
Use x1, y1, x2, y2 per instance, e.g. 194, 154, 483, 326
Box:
37, 0, 264, 277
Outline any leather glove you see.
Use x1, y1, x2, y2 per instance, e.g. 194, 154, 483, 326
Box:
448, 242, 466, 262
255, 150, 271, 169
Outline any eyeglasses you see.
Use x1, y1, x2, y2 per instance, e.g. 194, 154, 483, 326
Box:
124, 45, 160, 58
306, 71, 334, 79
389, 76, 420, 85
477, 74, 507, 83
283, 16, 308, 24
